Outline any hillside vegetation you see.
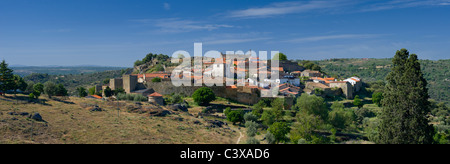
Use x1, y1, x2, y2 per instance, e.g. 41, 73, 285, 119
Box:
23, 68, 132, 96
12, 66, 127, 77
313, 58, 450, 104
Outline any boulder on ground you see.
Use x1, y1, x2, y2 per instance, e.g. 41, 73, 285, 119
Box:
148, 108, 172, 117
30, 113, 44, 122
169, 104, 188, 112
89, 105, 103, 112
206, 120, 227, 128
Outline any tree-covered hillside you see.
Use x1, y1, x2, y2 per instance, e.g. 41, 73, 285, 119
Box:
313, 58, 449, 104
23, 68, 132, 96
12, 66, 127, 77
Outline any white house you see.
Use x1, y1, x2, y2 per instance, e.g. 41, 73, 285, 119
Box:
344, 77, 362, 92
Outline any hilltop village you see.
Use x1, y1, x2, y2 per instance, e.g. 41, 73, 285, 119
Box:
98, 54, 363, 107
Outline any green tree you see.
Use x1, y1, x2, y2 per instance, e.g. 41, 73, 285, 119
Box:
29, 93, 35, 100
134, 60, 144, 67
289, 110, 324, 143
25, 81, 35, 94
55, 84, 68, 96
33, 83, 44, 94
244, 112, 258, 123
272, 53, 287, 61
271, 98, 285, 121
113, 88, 125, 96
293, 94, 329, 121
252, 101, 265, 118
0, 60, 15, 94
76, 87, 88, 97
88, 86, 96, 95
246, 137, 260, 144
43, 81, 57, 98
104, 86, 113, 97
378, 49, 435, 144
265, 132, 275, 144
372, 92, 383, 107
353, 95, 363, 108
192, 87, 216, 106
261, 110, 276, 126
224, 107, 231, 116
245, 120, 258, 137
268, 122, 290, 144
328, 108, 355, 130
226, 110, 244, 125
12, 75, 27, 95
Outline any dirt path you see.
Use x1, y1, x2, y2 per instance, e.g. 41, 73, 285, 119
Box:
236, 130, 244, 144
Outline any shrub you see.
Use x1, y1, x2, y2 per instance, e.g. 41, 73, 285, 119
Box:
226, 110, 244, 125
29, 93, 35, 100
372, 92, 383, 107
104, 86, 113, 97
245, 121, 259, 137
293, 94, 328, 121
265, 132, 275, 144
224, 107, 231, 116
353, 95, 363, 108
261, 110, 275, 126
116, 93, 127, 100
76, 87, 87, 97
192, 87, 216, 106
246, 137, 260, 144
133, 94, 147, 102
268, 122, 291, 144
88, 86, 96, 96
244, 113, 258, 122
55, 84, 68, 96
152, 77, 162, 83
171, 93, 184, 104
43, 81, 57, 98
117, 93, 147, 102
252, 101, 265, 118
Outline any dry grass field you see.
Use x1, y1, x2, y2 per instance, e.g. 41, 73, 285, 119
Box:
0, 94, 241, 144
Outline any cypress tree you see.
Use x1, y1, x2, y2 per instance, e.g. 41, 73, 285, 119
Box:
378, 49, 434, 144
0, 60, 15, 94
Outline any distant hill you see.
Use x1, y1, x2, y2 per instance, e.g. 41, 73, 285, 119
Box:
311, 58, 450, 104
23, 68, 133, 96
11, 66, 128, 77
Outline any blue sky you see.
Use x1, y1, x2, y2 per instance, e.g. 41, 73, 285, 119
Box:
1, 0, 450, 67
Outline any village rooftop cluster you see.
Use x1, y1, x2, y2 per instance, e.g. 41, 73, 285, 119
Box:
94, 51, 363, 106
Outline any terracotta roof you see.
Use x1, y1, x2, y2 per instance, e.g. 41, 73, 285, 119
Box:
271, 67, 284, 72
311, 77, 339, 84
351, 78, 360, 82
148, 92, 163, 97
328, 81, 348, 83
227, 85, 237, 89
92, 95, 102, 99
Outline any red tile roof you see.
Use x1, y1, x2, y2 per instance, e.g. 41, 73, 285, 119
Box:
351, 78, 360, 82
148, 92, 163, 97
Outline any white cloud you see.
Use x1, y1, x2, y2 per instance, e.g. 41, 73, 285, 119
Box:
205, 37, 270, 45
286, 34, 381, 43
227, 1, 352, 18
130, 18, 234, 33
227, 0, 450, 18
360, 0, 450, 12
